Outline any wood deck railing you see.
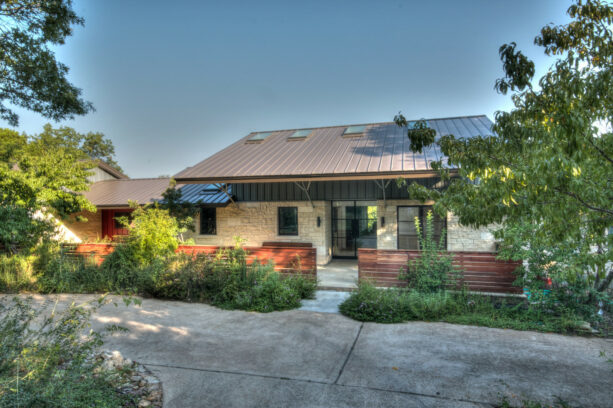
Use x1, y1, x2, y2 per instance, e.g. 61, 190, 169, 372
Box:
65, 243, 316, 276
358, 248, 522, 293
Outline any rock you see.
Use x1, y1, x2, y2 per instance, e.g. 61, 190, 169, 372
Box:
144, 375, 160, 384
131, 375, 142, 382
138, 400, 151, 407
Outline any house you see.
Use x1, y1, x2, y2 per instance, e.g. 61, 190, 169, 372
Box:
173, 115, 497, 265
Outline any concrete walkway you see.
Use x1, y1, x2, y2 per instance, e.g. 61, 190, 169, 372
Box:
11, 295, 613, 408
299, 290, 351, 313
317, 259, 358, 289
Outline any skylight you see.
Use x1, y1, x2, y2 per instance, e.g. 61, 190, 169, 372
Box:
343, 125, 366, 136
288, 129, 312, 140
247, 132, 272, 142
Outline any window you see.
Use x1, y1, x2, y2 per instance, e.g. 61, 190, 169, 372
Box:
246, 132, 272, 143
288, 129, 312, 140
397, 206, 446, 250
278, 207, 298, 236
113, 211, 133, 230
343, 125, 366, 136
200, 207, 217, 235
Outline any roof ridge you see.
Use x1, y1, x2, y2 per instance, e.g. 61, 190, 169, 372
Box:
247, 114, 489, 134
93, 177, 171, 183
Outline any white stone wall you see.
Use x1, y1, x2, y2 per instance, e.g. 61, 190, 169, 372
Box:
184, 201, 331, 264
184, 199, 497, 264
446, 214, 497, 252
377, 200, 496, 252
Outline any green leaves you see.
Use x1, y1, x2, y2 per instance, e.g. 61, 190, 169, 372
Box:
0, 0, 92, 126
396, 0, 613, 293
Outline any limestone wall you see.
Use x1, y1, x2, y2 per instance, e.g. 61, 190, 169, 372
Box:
62, 210, 103, 242
184, 201, 332, 264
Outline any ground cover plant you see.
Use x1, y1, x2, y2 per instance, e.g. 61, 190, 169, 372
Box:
0, 296, 137, 407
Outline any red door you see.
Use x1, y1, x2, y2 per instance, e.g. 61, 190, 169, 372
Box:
101, 209, 134, 240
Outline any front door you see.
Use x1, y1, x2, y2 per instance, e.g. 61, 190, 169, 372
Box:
332, 201, 377, 258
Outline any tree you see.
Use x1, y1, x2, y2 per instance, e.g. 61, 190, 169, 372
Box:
397, 0, 613, 292
0, 0, 92, 126
160, 180, 199, 235
0, 125, 120, 252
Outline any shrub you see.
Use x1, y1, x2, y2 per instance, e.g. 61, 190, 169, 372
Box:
0, 297, 136, 407
401, 211, 461, 292
340, 282, 582, 333
118, 203, 181, 267
0, 254, 37, 292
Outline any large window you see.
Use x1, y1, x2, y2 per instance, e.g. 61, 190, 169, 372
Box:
278, 207, 298, 236
397, 206, 446, 250
200, 207, 217, 235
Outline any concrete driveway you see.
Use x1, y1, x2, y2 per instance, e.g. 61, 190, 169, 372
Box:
15, 295, 613, 408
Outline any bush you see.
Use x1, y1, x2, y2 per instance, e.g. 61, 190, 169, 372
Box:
340, 282, 582, 333
0, 254, 37, 292
151, 247, 316, 312
118, 204, 181, 267
401, 211, 461, 292
0, 297, 136, 407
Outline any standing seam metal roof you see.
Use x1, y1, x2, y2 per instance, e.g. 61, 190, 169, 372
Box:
174, 115, 493, 182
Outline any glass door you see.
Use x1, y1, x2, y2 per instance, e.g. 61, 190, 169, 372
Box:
332, 201, 377, 258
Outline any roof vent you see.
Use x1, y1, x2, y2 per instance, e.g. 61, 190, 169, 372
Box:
200, 185, 224, 195
288, 129, 312, 141
246, 132, 272, 143
343, 125, 366, 137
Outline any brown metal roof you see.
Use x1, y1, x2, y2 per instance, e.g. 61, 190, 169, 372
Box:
83, 178, 172, 207
174, 115, 493, 183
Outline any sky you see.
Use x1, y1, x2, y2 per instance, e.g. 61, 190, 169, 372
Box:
6, 0, 573, 178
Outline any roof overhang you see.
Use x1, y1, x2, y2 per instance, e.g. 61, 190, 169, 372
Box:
175, 170, 453, 184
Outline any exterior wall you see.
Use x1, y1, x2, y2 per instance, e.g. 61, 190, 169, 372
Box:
88, 167, 119, 183
184, 201, 331, 264
62, 210, 103, 242
184, 199, 497, 265
376, 200, 496, 252
446, 214, 496, 252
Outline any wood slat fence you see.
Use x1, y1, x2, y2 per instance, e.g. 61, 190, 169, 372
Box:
64, 243, 316, 277
358, 248, 522, 293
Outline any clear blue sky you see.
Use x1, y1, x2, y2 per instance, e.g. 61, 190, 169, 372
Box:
7, 0, 572, 178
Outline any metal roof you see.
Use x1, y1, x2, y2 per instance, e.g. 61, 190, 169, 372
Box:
176, 184, 232, 206
83, 179, 232, 207
83, 178, 172, 207
174, 115, 493, 183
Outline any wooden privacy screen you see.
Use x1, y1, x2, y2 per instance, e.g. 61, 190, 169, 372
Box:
65, 243, 316, 276
358, 249, 522, 294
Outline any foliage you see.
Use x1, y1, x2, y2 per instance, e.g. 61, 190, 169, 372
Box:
340, 283, 581, 333
396, 0, 613, 293
0, 0, 93, 126
0, 254, 36, 292
0, 297, 136, 407
160, 179, 199, 234
401, 211, 460, 292
153, 246, 316, 312
0, 125, 120, 253
496, 220, 610, 319
113, 203, 181, 267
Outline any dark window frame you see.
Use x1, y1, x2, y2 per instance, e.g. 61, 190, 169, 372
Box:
397, 205, 447, 250
199, 207, 217, 235
278, 207, 299, 236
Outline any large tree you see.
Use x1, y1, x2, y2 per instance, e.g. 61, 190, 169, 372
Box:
0, 0, 92, 126
397, 0, 613, 292
0, 125, 119, 252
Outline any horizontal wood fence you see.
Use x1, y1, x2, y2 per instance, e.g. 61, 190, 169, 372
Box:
64, 243, 316, 276
358, 249, 522, 294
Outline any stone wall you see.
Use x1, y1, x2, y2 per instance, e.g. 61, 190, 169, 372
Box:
375, 200, 496, 252
62, 210, 102, 242
184, 199, 497, 264
446, 214, 497, 252
184, 201, 331, 264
